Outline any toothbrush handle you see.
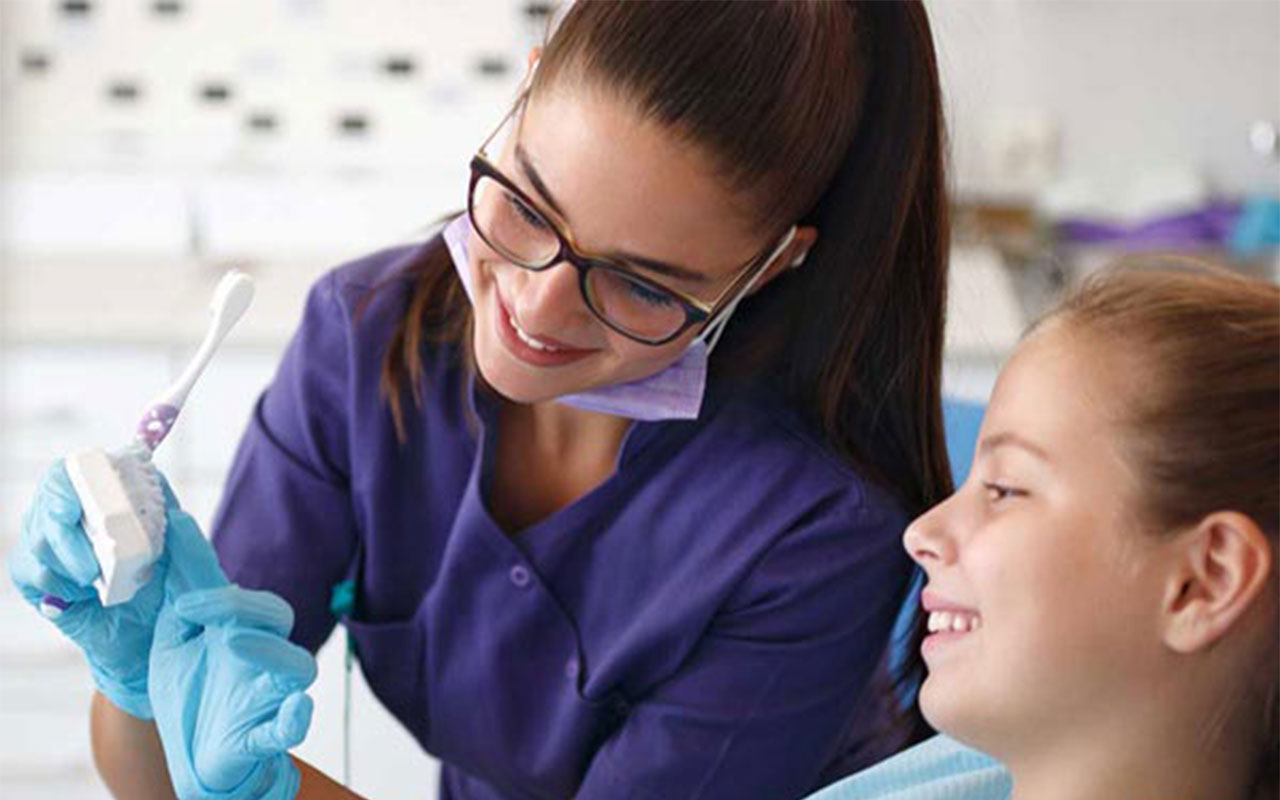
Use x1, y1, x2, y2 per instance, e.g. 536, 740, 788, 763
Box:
137, 404, 181, 451
157, 323, 227, 411
140, 317, 229, 449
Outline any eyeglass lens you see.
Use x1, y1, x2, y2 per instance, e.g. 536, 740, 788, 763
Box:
471, 174, 689, 341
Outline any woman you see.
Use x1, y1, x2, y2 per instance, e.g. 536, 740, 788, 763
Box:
809, 263, 1280, 799
11, 3, 951, 799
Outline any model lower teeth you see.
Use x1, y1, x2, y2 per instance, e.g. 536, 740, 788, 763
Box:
509, 314, 560, 352
927, 610, 982, 633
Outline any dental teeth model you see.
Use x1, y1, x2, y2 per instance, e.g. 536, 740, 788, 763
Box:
40, 270, 255, 614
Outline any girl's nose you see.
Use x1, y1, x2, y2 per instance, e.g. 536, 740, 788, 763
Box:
903, 495, 960, 567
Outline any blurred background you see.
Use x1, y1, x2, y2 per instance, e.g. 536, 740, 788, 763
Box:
0, 1, 1276, 798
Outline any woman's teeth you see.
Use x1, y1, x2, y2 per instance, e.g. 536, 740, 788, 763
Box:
927, 610, 982, 634
509, 314, 563, 352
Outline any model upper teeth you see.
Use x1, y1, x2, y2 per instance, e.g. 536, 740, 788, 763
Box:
927, 610, 982, 633
509, 314, 562, 352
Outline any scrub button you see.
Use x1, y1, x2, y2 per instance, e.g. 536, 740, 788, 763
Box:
509, 564, 532, 588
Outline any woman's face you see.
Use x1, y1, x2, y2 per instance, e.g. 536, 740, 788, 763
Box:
465, 84, 787, 405
904, 323, 1175, 756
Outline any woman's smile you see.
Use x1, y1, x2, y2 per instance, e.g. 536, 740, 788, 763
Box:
492, 286, 599, 368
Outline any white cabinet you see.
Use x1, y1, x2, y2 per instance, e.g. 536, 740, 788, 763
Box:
0, 345, 174, 479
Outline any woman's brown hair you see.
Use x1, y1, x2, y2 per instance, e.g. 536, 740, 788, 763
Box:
1051, 260, 1280, 798
377, 0, 952, 755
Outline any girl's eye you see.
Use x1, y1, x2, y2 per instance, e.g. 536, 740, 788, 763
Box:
982, 482, 1026, 504
624, 279, 676, 308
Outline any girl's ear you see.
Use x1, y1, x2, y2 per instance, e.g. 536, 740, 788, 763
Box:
1161, 511, 1273, 653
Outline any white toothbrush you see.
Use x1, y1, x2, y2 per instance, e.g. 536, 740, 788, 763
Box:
41, 270, 255, 614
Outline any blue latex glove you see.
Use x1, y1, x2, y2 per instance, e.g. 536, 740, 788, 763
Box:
6, 460, 175, 719
149, 509, 316, 800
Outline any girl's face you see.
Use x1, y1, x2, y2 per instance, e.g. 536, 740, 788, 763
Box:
465, 84, 792, 405
904, 323, 1175, 757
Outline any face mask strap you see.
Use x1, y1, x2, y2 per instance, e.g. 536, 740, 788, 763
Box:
698, 225, 798, 356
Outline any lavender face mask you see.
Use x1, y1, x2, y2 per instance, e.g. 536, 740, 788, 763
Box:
442, 214, 793, 422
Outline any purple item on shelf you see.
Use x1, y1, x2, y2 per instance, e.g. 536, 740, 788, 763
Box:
1058, 201, 1241, 249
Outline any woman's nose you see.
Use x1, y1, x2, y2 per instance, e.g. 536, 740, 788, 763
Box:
512, 261, 591, 330
902, 497, 959, 566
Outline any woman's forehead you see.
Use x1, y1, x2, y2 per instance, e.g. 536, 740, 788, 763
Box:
514, 88, 768, 279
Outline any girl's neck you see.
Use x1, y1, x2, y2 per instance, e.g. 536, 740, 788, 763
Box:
1004, 692, 1254, 800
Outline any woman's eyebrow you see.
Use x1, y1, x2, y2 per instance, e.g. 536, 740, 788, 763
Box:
515, 143, 568, 219
614, 252, 709, 284
514, 143, 709, 285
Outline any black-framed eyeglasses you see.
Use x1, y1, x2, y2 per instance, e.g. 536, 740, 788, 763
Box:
467, 92, 794, 346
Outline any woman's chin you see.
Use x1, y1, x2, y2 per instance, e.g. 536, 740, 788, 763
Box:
474, 347, 565, 406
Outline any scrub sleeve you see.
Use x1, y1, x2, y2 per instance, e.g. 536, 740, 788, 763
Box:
210, 240, 918, 800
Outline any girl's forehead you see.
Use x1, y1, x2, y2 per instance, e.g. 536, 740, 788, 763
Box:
986, 325, 1131, 471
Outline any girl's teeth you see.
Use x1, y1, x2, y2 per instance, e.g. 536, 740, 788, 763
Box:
928, 610, 982, 634
509, 314, 561, 352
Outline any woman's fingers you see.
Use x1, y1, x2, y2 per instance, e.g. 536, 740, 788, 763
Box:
175, 588, 295, 638
38, 461, 83, 525
8, 546, 97, 606
243, 692, 314, 759
15, 462, 97, 589
163, 511, 231, 595
33, 513, 100, 587
226, 629, 317, 688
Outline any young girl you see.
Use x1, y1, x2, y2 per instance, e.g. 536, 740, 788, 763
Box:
809, 262, 1280, 800
11, 3, 952, 798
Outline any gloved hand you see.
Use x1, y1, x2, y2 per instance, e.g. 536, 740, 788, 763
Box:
149, 508, 316, 800
7, 460, 175, 719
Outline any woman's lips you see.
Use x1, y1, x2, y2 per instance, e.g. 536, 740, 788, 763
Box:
493, 296, 597, 368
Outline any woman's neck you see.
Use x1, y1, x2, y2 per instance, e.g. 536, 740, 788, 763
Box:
486, 397, 633, 533
510, 397, 633, 461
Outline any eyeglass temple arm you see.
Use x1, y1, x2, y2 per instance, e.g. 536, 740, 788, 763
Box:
478, 90, 529, 156
699, 226, 798, 350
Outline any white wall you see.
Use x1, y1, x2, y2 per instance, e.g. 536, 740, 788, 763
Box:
929, 0, 1280, 204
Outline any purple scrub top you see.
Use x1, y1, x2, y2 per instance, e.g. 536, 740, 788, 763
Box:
210, 237, 915, 800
